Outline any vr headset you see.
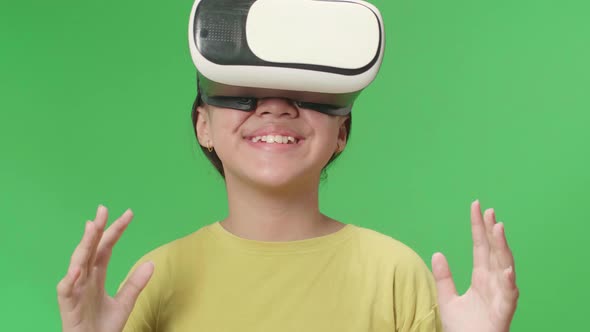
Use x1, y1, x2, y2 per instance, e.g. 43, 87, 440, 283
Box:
188, 0, 385, 115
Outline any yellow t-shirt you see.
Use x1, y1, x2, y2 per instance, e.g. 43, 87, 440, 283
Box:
119, 222, 443, 332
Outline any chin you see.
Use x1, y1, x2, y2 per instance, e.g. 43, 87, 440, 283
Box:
232, 166, 319, 192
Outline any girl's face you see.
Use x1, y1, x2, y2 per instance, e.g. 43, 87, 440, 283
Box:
195, 98, 349, 189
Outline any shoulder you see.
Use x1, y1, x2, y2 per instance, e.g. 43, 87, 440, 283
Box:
350, 226, 440, 329
118, 225, 215, 330
122, 223, 217, 284
133, 223, 215, 265
119, 223, 216, 294
351, 224, 430, 270
350, 224, 436, 293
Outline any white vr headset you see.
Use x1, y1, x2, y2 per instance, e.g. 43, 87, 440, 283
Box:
188, 0, 385, 115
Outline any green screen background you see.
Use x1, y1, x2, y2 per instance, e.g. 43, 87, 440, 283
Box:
1, 0, 588, 330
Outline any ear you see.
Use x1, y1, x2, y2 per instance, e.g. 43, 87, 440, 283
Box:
335, 115, 349, 153
195, 105, 212, 148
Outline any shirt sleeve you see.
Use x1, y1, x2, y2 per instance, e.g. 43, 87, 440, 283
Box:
393, 247, 444, 332
118, 248, 170, 332
410, 304, 443, 332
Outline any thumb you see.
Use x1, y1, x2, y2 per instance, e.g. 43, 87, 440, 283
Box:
115, 261, 155, 311
431, 252, 457, 305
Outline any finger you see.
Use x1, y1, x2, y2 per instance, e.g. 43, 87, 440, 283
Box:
499, 265, 520, 318
69, 221, 98, 282
485, 208, 501, 268
94, 209, 135, 284
483, 207, 497, 255
87, 205, 109, 269
115, 261, 155, 312
471, 199, 490, 269
95, 209, 134, 267
493, 223, 519, 319
56, 265, 81, 311
502, 266, 518, 293
431, 252, 457, 306
493, 222, 516, 272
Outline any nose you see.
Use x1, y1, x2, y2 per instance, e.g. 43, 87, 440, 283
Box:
254, 98, 298, 118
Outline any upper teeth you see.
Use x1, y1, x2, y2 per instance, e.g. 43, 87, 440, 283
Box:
250, 135, 297, 144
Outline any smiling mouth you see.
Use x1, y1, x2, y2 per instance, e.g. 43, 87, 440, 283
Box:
244, 135, 302, 144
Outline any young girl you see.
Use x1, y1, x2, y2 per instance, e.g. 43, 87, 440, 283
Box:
56, 1, 519, 331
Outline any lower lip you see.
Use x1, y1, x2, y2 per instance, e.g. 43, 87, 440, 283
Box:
244, 138, 303, 151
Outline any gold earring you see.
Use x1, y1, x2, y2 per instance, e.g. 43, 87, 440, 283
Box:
207, 140, 213, 153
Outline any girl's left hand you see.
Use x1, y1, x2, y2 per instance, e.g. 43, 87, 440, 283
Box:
431, 200, 519, 332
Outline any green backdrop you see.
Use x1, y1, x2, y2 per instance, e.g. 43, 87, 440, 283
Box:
1, 0, 588, 330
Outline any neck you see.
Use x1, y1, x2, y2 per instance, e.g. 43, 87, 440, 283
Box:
220, 171, 340, 241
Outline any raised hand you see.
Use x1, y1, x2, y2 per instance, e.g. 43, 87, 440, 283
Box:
431, 200, 519, 332
57, 205, 154, 332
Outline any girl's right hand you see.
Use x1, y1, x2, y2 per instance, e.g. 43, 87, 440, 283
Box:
57, 205, 155, 332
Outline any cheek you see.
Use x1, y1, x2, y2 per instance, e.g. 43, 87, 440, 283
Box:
306, 113, 341, 142
209, 110, 249, 142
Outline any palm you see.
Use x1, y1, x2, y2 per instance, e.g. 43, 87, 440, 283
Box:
57, 206, 154, 332
432, 200, 519, 332
66, 273, 127, 332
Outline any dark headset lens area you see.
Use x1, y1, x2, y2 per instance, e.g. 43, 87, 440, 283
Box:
201, 93, 257, 111
199, 92, 351, 116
